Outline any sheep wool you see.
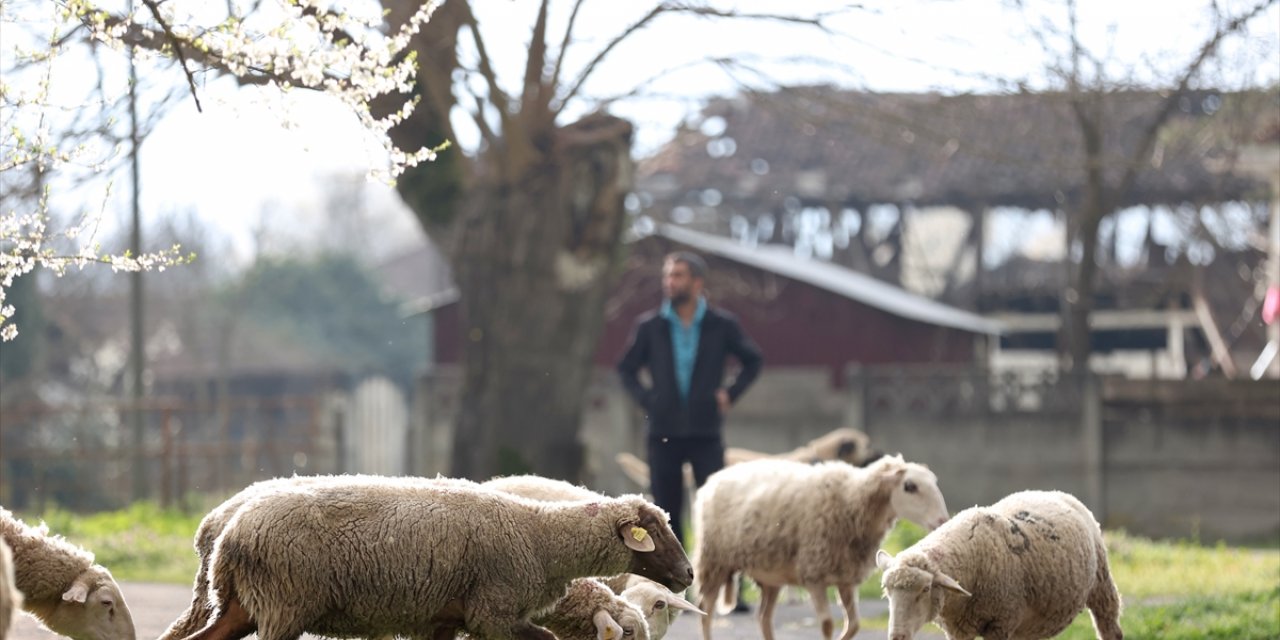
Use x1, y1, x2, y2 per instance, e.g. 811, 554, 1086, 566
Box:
537, 578, 649, 640
190, 476, 692, 640
693, 455, 951, 640
0, 507, 136, 640
160, 473, 435, 640
0, 537, 21, 640
877, 490, 1123, 640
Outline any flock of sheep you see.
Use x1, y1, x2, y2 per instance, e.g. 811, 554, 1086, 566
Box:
0, 427, 1123, 640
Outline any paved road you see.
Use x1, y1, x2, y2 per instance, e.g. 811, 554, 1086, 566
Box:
8, 582, 944, 640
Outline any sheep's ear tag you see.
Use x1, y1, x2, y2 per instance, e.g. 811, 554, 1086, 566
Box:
63, 581, 90, 603
622, 524, 655, 552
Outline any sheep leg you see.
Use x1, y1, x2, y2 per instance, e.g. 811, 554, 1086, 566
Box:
833, 583, 859, 640
803, 585, 833, 640
509, 620, 558, 640
1087, 558, 1125, 640
698, 568, 728, 640
179, 596, 256, 640
757, 584, 782, 640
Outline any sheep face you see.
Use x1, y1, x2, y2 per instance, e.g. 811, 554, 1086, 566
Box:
611, 602, 651, 640
47, 568, 137, 640
619, 505, 693, 593
877, 551, 970, 640
620, 581, 703, 640
886, 465, 949, 531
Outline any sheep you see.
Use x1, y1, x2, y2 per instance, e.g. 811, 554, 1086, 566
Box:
1, 537, 21, 640
183, 475, 693, 640
0, 507, 136, 640
876, 490, 1123, 640
616, 427, 880, 490
482, 475, 703, 640
692, 454, 951, 640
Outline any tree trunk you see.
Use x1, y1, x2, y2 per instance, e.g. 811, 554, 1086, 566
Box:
449, 114, 634, 481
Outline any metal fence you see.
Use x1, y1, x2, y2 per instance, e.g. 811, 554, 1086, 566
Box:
0, 395, 336, 511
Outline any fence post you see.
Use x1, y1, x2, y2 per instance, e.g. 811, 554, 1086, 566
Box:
161, 407, 173, 508
1081, 373, 1106, 525
843, 364, 869, 437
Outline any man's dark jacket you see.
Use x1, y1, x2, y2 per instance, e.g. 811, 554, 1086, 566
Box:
616, 306, 763, 438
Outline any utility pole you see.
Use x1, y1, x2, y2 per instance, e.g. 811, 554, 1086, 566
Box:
128, 1, 147, 501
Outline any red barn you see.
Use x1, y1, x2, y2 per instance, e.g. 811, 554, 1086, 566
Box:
427, 224, 1001, 384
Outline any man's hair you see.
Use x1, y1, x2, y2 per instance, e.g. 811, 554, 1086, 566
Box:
665, 251, 708, 279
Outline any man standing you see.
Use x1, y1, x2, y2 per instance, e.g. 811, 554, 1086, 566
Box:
617, 251, 764, 546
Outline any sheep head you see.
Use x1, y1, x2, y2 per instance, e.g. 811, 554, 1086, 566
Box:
877, 457, 950, 531
47, 566, 137, 640
620, 579, 703, 640
877, 550, 969, 640
616, 501, 692, 593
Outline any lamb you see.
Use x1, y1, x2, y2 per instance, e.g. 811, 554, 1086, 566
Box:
692, 454, 951, 640
616, 427, 881, 490
876, 490, 1123, 640
483, 475, 703, 640
1, 537, 21, 640
184, 475, 692, 640
0, 507, 136, 640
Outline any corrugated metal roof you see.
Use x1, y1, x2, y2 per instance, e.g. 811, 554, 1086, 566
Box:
654, 224, 1004, 336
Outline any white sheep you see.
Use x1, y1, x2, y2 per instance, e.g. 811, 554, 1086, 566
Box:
876, 490, 1123, 640
616, 427, 881, 490
184, 475, 692, 640
692, 454, 951, 640
1, 537, 21, 640
483, 475, 704, 640
0, 507, 136, 640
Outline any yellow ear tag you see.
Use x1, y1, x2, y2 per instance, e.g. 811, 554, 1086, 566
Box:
630, 526, 648, 542
603, 627, 616, 640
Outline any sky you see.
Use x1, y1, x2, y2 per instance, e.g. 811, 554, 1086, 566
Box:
15, 0, 1280, 266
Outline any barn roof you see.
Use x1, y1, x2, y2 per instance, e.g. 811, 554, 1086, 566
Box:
652, 224, 1004, 335
638, 86, 1278, 212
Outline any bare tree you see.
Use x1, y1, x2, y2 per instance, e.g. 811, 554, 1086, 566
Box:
1028, 0, 1279, 370
27, 0, 852, 481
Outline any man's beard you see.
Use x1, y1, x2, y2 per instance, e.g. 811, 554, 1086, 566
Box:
667, 291, 691, 306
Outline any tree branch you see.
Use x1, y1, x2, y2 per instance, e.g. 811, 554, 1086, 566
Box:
459, 1, 516, 139
1116, 0, 1277, 197
548, 0, 586, 93
521, 0, 552, 122
553, 3, 672, 117
140, 0, 203, 112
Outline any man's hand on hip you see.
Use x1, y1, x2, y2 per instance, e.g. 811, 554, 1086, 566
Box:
716, 388, 732, 415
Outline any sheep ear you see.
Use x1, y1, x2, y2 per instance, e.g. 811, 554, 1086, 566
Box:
875, 549, 894, 570
668, 595, 705, 615
62, 577, 91, 603
881, 467, 907, 485
933, 572, 971, 597
593, 610, 623, 640
620, 523, 656, 552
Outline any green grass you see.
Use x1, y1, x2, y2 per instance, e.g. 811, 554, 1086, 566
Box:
17, 501, 204, 584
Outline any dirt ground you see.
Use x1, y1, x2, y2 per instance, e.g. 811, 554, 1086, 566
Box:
7, 581, 945, 640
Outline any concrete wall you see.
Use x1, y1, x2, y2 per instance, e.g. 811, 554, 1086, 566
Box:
413, 366, 1280, 543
